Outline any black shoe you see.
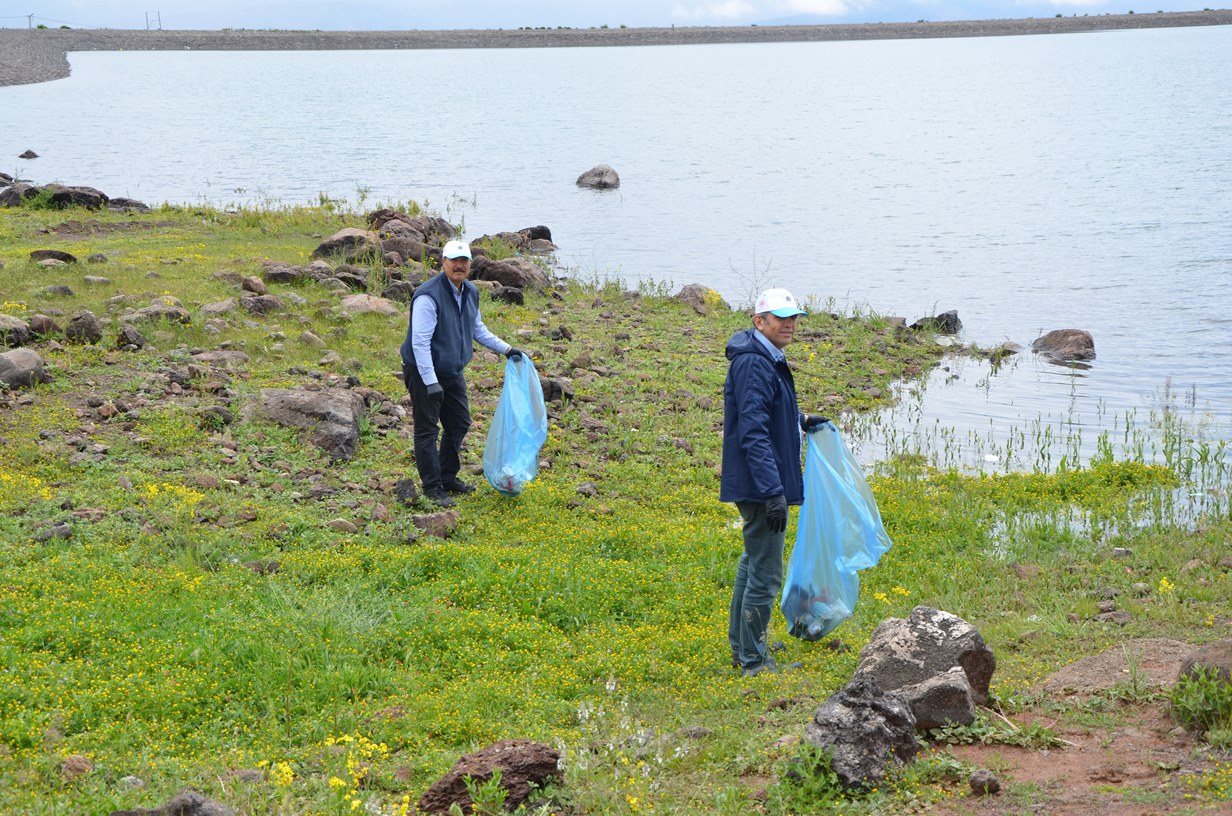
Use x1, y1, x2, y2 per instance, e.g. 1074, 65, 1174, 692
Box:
742, 658, 779, 678
442, 478, 475, 495
424, 487, 456, 508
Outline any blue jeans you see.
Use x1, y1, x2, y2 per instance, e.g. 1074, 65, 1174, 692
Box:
404, 363, 471, 490
729, 501, 786, 670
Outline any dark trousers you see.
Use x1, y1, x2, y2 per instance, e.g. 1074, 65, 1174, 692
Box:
403, 363, 471, 490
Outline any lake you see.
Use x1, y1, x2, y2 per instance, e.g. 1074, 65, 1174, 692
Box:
3, 24, 1230, 468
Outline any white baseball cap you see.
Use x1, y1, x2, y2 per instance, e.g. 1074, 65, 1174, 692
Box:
442, 239, 472, 260
755, 288, 807, 318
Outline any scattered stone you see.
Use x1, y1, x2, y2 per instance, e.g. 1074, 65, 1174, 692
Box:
87, 253, 108, 263
30, 248, 79, 264
418, 739, 560, 815
328, 518, 359, 533
802, 674, 917, 791
1178, 639, 1232, 685
61, 753, 93, 779
202, 298, 238, 317
0, 348, 51, 388
298, 330, 326, 348
109, 789, 236, 816
241, 276, 268, 295
412, 510, 460, 539
969, 768, 1001, 796
856, 606, 996, 707
115, 325, 147, 350
119, 775, 146, 789
256, 388, 366, 460
0, 313, 32, 347
910, 310, 962, 334
393, 479, 419, 505
240, 295, 284, 316
19, 149, 39, 159
26, 314, 59, 338
124, 299, 192, 325
340, 293, 400, 316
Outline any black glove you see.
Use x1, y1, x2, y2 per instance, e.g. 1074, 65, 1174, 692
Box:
765, 494, 788, 534
802, 414, 830, 432
425, 382, 444, 405
505, 347, 525, 361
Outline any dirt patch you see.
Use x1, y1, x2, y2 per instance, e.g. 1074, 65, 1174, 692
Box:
43, 219, 175, 240
927, 639, 1228, 816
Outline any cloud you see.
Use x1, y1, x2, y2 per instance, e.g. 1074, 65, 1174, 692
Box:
774, 0, 854, 14
672, 0, 760, 21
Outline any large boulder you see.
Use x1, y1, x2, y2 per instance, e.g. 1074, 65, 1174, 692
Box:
856, 606, 996, 707
674, 284, 727, 315
576, 163, 620, 190
47, 184, 109, 210
257, 388, 366, 461
802, 673, 918, 791
311, 228, 382, 262
471, 255, 548, 289
418, 739, 559, 815
381, 235, 430, 265
1032, 329, 1095, 362
0, 348, 51, 388
0, 182, 39, 207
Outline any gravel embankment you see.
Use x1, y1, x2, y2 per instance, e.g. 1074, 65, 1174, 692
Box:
3, 11, 1232, 87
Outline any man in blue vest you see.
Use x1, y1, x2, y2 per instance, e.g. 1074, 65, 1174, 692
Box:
400, 240, 525, 507
721, 287, 826, 676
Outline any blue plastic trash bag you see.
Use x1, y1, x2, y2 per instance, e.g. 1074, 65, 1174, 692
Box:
483, 355, 548, 497
780, 422, 893, 641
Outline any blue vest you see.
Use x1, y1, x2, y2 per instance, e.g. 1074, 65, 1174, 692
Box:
400, 273, 478, 378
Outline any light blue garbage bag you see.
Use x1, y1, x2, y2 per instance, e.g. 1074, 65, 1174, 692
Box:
483, 355, 548, 497
780, 422, 893, 641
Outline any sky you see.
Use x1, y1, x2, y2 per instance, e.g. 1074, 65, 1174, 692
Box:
4, 1, 1216, 31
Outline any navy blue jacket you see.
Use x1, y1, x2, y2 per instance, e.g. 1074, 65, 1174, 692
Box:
399, 272, 478, 378
719, 328, 804, 506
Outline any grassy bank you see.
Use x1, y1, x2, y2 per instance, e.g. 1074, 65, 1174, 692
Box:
0, 201, 1229, 814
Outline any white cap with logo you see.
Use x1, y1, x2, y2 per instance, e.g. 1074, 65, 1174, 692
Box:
754, 288, 807, 318
442, 240, 472, 260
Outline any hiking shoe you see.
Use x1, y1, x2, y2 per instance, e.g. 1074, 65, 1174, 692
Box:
742, 658, 779, 678
731, 651, 740, 669
424, 487, 456, 508
442, 478, 475, 495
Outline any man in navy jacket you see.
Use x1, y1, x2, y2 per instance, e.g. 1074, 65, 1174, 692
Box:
720, 287, 824, 676
400, 240, 525, 507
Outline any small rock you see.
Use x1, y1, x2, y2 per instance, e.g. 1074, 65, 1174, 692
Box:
969, 768, 1000, 796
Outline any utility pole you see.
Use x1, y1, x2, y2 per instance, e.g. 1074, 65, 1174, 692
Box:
28, 13, 34, 28
146, 11, 162, 30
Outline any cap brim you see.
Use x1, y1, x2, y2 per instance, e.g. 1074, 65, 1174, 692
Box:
443, 253, 471, 259
769, 307, 807, 318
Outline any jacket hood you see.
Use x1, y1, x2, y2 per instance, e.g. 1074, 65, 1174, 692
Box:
725, 328, 772, 362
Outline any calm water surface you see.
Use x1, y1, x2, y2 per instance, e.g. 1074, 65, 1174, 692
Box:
3, 26, 1230, 466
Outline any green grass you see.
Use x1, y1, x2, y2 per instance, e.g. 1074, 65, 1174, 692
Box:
1, 202, 1230, 814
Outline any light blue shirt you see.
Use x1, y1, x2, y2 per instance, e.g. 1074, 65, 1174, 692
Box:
411, 282, 510, 386
753, 329, 786, 362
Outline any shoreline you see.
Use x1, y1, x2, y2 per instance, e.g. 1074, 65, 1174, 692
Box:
2, 10, 1231, 87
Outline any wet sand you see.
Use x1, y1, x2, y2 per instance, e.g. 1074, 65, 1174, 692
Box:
2, 10, 1231, 87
